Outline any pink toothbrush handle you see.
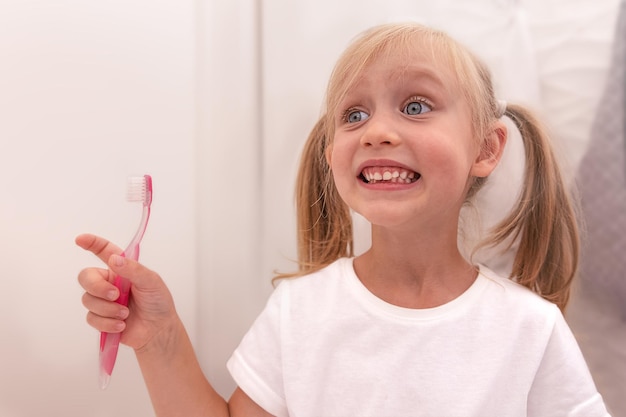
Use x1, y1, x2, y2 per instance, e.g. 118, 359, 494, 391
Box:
99, 272, 131, 389
98, 174, 151, 389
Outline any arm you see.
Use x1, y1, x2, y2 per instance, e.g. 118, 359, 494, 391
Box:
77, 234, 274, 417
133, 314, 229, 416
135, 314, 272, 417
134, 316, 273, 417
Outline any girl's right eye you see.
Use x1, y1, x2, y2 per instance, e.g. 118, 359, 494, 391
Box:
344, 109, 369, 123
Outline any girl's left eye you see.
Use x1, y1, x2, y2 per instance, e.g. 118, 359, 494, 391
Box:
403, 100, 432, 115
345, 109, 369, 123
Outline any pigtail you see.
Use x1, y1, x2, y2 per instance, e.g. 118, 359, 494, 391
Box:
484, 104, 579, 311
275, 117, 354, 281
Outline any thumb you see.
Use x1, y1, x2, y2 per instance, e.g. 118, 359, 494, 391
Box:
107, 254, 157, 289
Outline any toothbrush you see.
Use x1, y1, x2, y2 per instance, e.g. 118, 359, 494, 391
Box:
99, 174, 153, 390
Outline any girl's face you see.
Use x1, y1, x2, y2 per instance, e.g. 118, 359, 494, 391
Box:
327, 48, 496, 232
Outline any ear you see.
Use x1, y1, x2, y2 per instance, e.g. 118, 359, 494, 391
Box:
471, 121, 507, 178
325, 143, 333, 167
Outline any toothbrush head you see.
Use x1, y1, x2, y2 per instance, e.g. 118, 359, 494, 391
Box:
126, 175, 153, 207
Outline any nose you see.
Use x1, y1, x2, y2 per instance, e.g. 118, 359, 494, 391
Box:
359, 112, 401, 147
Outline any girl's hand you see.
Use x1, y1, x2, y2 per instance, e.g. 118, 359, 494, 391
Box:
76, 233, 177, 351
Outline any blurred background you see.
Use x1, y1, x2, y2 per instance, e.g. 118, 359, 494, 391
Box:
0, 0, 624, 416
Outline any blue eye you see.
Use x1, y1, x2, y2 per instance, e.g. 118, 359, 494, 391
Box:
346, 109, 369, 123
404, 100, 432, 115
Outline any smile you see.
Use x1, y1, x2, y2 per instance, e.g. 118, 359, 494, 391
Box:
359, 166, 420, 184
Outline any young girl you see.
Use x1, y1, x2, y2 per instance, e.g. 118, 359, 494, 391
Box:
77, 22, 611, 416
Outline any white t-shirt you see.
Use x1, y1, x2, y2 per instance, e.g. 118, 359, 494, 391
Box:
227, 258, 610, 417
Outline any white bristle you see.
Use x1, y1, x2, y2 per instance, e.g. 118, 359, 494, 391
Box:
126, 176, 148, 203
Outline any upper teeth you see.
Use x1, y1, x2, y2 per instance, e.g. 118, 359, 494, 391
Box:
361, 167, 418, 184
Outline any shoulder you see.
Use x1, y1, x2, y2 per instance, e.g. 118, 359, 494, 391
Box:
478, 264, 558, 310
268, 257, 354, 319
476, 264, 562, 331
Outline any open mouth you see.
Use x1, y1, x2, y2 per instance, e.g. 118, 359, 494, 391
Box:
359, 167, 421, 184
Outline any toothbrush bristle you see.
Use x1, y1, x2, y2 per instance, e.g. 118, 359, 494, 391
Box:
126, 175, 152, 205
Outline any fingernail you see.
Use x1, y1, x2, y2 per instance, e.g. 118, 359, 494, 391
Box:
117, 308, 129, 319
111, 254, 125, 267
107, 290, 118, 301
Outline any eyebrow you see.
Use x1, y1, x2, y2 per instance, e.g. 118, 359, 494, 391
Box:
396, 64, 460, 100
395, 65, 446, 88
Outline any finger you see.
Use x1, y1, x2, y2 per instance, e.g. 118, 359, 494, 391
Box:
75, 233, 123, 265
86, 311, 127, 334
78, 267, 119, 299
81, 292, 130, 321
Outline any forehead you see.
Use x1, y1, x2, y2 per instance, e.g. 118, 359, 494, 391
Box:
347, 46, 458, 96
365, 60, 446, 86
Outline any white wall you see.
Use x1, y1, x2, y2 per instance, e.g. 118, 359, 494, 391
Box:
0, 0, 622, 416
194, 0, 270, 400
0, 1, 197, 416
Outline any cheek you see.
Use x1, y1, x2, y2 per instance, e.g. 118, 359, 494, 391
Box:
329, 143, 355, 194
329, 139, 352, 171
421, 140, 477, 188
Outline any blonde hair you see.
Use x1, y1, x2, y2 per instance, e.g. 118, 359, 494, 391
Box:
277, 22, 579, 312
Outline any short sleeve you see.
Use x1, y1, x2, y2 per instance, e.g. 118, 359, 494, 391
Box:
527, 310, 611, 417
226, 283, 289, 417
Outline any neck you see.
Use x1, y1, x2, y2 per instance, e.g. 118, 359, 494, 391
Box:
353, 223, 477, 309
